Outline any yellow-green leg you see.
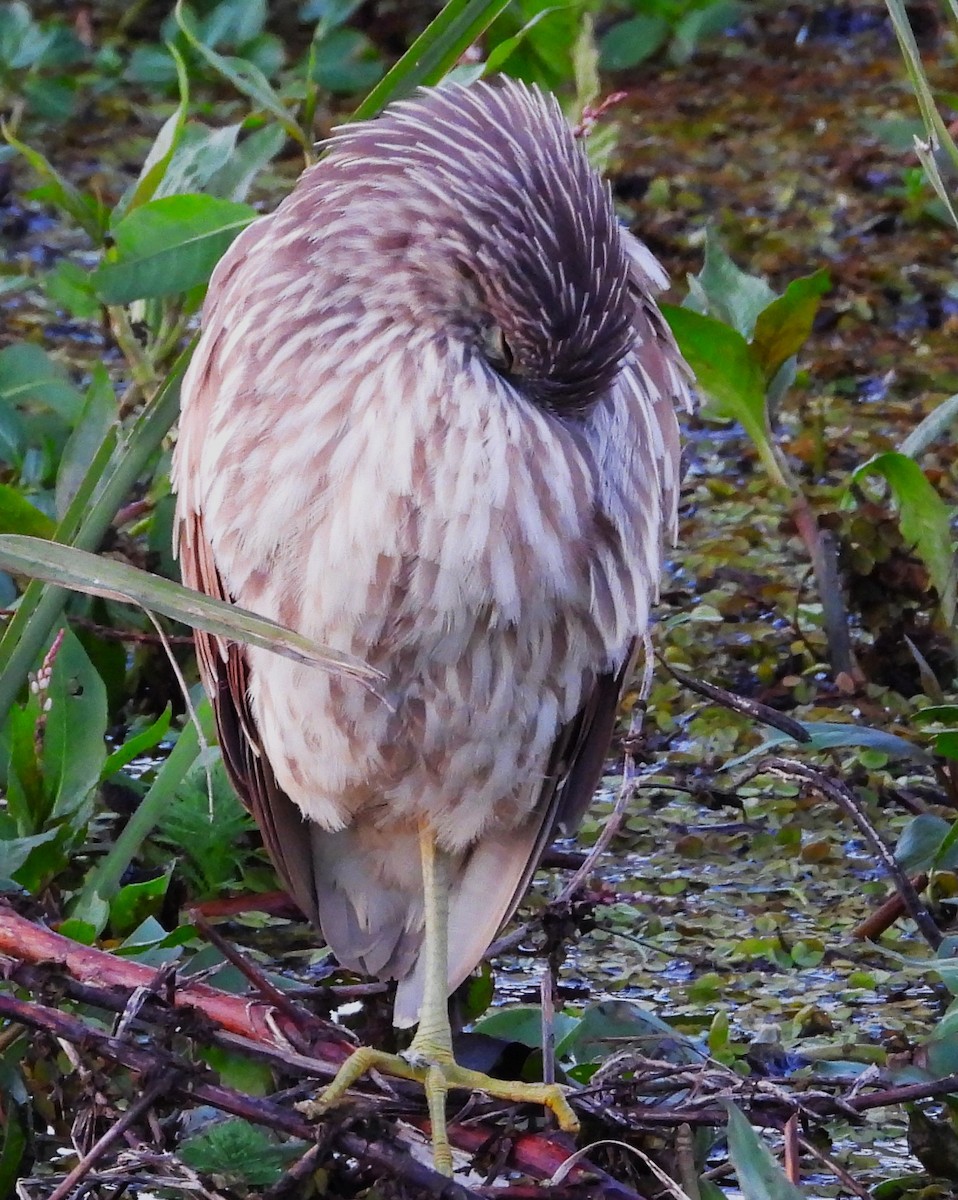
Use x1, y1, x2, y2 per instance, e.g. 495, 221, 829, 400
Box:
298, 823, 579, 1176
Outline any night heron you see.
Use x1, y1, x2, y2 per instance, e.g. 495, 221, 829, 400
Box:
172, 78, 689, 1173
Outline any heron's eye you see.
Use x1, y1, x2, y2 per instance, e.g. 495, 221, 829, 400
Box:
481, 325, 514, 375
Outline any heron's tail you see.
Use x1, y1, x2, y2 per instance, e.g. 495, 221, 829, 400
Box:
309, 820, 545, 1028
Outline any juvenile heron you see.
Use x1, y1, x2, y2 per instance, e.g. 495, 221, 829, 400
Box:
172, 78, 689, 1173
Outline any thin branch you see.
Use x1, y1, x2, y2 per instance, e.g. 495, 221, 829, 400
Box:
747, 759, 942, 950
46, 1070, 179, 1200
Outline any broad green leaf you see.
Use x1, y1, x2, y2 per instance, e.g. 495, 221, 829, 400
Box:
557, 999, 703, 1066
199, 0, 267, 48
725, 1102, 808, 1200
687, 228, 776, 339
109, 867, 172, 937
0, 535, 380, 682
42, 630, 108, 822
936, 731, 958, 761
850, 452, 956, 625
0, 343, 84, 422
0, 828, 58, 883
150, 122, 243, 199
896, 814, 956, 873
915, 705, 958, 723
670, 2, 742, 64
599, 15, 668, 70
203, 123, 286, 202
473, 1004, 581, 1053
485, 7, 572, 79
751, 269, 830, 383
310, 27, 384, 94
0, 487, 55, 540
44, 259, 99, 320
94, 194, 257, 304
662, 305, 782, 481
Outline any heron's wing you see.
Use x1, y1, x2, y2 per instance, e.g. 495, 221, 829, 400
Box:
178, 512, 321, 926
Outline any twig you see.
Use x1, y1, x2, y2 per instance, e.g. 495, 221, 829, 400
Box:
657, 659, 812, 743
797, 1135, 872, 1199
783, 1114, 800, 1185
190, 913, 339, 1052
749, 759, 942, 950
0, 990, 483, 1200
46, 1070, 179, 1200
852, 872, 929, 941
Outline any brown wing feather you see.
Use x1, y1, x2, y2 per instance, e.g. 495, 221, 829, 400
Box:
179, 512, 320, 927
503, 653, 631, 920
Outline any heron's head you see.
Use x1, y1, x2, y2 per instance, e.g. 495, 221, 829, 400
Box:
311, 80, 635, 415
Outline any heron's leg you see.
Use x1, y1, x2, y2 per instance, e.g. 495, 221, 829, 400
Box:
300, 822, 579, 1176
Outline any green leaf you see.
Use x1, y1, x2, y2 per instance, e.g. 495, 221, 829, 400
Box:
179, 1119, 303, 1187
203, 123, 286, 202
0, 828, 58, 883
0, 343, 84, 422
557, 999, 703, 1066
850, 452, 956, 625
175, 1, 307, 148
102, 705, 173, 779
598, 15, 669, 71
0, 535, 380, 682
936, 731, 958, 761
895, 813, 955, 873
94, 194, 257, 304
900, 392, 958, 458
725, 1102, 808, 1200
0, 487, 55, 540
472, 1004, 572, 1051
44, 259, 99, 320
670, 2, 742, 64
200, 1045, 276, 1096
687, 228, 776, 339
109, 868, 172, 937
54, 365, 117, 520
352, 0, 512, 121
115, 42, 191, 218
915, 705, 958, 723
751, 269, 830, 383
1, 124, 107, 243
730, 721, 935, 768
310, 27, 383, 94
662, 305, 781, 480
42, 630, 108, 822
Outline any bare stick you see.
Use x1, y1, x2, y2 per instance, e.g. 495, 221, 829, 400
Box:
751, 759, 942, 950
46, 1070, 179, 1200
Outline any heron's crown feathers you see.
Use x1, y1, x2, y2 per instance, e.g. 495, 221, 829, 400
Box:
311, 79, 636, 411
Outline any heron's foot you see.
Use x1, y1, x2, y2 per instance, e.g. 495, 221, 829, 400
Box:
297, 1043, 579, 1176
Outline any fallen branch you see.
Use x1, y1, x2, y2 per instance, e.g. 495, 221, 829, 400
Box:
0, 906, 648, 1197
